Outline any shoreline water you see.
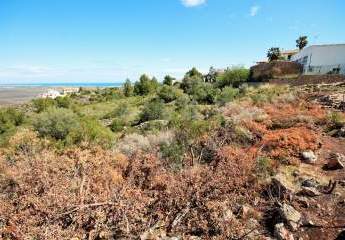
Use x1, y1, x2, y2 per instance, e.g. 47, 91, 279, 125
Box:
0, 82, 123, 106
0, 82, 122, 88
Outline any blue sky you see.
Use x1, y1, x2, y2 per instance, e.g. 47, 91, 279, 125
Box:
0, 0, 344, 83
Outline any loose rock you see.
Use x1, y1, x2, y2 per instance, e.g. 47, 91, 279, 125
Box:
279, 204, 301, 231
301, 151, 317, 164
274, 223, 294, 240
301, 178, 319, 188
327, 153, 344, 170
298, 186, 321, 197
272, 176, 295, 194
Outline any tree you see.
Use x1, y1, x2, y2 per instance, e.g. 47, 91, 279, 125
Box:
134, 74, 158, 95
158, 85, 182, 103
163, 75, 175, 86
205, 67, 217, 83
185, 67, 203, 79
267, 47, 281, 62
123, 79, 133, 97
296, 36, 308, 50
216, 67, 249, 88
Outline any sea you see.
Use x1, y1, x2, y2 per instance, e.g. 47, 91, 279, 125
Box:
0, 82, 123, 89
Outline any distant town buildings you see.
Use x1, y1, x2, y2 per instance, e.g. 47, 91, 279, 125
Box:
256, 44, 345, 76
291, 44, 345, 75
38, 88, 79, 99
38, 89, 62, 99
281, 49, 299, 61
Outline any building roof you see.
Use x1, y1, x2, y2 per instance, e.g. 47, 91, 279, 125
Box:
300, 44, 345, 51
281, 49, 299, 55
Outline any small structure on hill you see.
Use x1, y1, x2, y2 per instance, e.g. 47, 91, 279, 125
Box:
38, 89, 62, 99
281, 49, 299, 61
291, 44, 345, 75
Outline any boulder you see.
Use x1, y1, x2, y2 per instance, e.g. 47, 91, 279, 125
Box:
327, 153, 345, 170
298, 187, 321, 197
271, 176, 295, 194
301, 178, 319, 188
279, 204, 301, 231
301, 151, 317, 164
274, 223, 294, 240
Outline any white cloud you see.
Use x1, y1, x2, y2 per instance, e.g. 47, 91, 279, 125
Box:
250, 5, 260, 17
181, 0, 206, 7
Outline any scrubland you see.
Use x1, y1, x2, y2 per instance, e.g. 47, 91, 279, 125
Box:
1, 68, 345, 239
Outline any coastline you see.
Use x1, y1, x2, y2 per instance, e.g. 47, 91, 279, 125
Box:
0, 83, 122, 106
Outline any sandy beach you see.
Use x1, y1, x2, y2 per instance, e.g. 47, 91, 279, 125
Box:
0, 87, 50, 106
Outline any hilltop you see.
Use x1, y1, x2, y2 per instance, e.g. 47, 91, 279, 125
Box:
0, 69, 345, 239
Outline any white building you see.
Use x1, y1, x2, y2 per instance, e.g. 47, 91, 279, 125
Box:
38, 89, 62, 99
291, 44, 345, 75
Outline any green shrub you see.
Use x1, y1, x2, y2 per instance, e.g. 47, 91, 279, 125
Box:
32, 98, 56, 113
160, 141, 184, 170
139, 100, 166, 123
249, 85, 288, 105
174, 93, 191, 110
0, 108, 25, 145
328, 112, 345, 129
158, 85, 182, 103
134, 74, 159, 95
80, 118, 114, 147
217, 86, 240, 105
163, 75, 175, 86
110, 119, 126, 132
256, 156, 275, 178
33, 108, 81, 141
55, 96, 71, 108
216, 67, 249, 88
181, 77, 219, 104
192, 82, 219, 104
123, 79, 134, 97
0, 108, 25, 127
104, 103, 130, 119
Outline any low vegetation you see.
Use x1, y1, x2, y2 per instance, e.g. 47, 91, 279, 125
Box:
0, 67, 344, 239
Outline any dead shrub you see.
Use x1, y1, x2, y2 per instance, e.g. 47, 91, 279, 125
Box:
260, 126, 320, 164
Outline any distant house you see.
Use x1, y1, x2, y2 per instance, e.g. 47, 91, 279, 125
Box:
291, 44, 345, 75
38, 89, 62, 99
61, 87, 79, 95
256, 49, 299, 65
281, 49, 299, 61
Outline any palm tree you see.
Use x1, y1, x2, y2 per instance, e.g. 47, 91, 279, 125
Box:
296, 36, 308, 50
267, 47, 281, 62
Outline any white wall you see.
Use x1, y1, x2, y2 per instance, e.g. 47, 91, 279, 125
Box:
291, 44, 345, 75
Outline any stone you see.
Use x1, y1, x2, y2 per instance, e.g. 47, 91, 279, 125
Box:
301, 151, 317, 164
272, 176, 295, 194
301, 178, 319, 188
301, 217, 315, 227
274, 223, 294, 240
279, 204, 301, 231
223, 209, 234, 221
298, 186, 321, 197
296, 197, 310, 208
327, 153, 345, 170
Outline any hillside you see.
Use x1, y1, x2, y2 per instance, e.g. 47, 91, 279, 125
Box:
0, 72, 345, 239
